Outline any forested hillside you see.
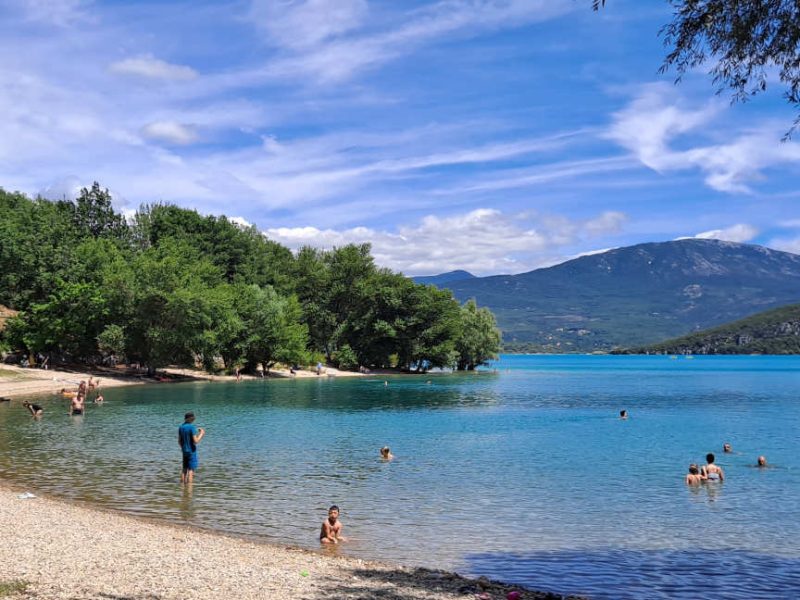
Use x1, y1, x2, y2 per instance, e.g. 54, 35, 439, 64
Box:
620, 303, 800, 355
0, 184, 500, 373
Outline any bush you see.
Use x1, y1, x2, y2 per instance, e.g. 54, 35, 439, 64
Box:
332, 344, 359, 371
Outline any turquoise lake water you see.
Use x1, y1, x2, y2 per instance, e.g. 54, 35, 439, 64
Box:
1, 355, 800, 599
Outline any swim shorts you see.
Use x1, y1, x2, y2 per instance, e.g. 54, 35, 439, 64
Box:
182, 452, 198, 471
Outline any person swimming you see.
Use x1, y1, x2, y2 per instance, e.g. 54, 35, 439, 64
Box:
619, 409, 628, 420
702, 453, 724, 481
723, 443, 732, 453
685, 463, 705, 485
380, 446, 394, 460
757, 455, 767, 467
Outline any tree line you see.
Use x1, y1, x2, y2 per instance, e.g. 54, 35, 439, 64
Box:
0, 184, 500, 373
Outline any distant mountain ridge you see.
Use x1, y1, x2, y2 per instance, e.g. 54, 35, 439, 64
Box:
428, 239, 800, 351
622, 303, 800, 355
412, 270, 476, 286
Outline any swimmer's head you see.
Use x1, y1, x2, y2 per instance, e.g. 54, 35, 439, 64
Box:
380, 446, 391, 457
758, 455, 767, 466
184, 412, 195, 422
328, 505, 339, 521
723, 443, 732, 453
620, 410, 627, 418
688, 464, 699, 474
706, 453, 715, 464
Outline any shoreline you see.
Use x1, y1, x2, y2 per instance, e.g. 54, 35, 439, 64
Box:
0, 481, 577, 600
0, 363, 369, 400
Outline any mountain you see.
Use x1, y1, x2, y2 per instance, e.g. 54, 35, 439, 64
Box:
413, 270, 476, 286
436, 239, 800, 352
622, 303, 800, 354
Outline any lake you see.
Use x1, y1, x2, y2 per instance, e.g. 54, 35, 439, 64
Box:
1, 355, 799, 599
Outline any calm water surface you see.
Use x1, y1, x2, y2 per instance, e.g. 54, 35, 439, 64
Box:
1, 355, 799, 599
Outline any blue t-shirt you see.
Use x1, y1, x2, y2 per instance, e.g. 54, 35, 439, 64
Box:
178, 422, 198, 453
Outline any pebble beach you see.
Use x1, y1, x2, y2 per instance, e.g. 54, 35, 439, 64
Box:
0, 484, 578, 600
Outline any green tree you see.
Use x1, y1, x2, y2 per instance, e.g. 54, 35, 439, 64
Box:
7, 282, 111, 359
455, 299, 502, 371
127, 239, 224, 370
395, 284, 461, 372
236, 285, 308, 373
72, 182, 127, 240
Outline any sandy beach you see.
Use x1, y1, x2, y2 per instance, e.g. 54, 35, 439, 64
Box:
0, 483, 576, 600
0, 363, 365, 400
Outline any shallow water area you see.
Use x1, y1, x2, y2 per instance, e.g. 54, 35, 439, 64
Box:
1, 355, 800, 599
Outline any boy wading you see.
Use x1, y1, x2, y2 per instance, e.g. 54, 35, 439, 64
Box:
178, 412, 205, 483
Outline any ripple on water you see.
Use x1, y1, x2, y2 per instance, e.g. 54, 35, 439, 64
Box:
465, 548, 800, 600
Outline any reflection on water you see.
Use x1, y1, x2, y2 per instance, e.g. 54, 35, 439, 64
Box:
1, 356, 800, 600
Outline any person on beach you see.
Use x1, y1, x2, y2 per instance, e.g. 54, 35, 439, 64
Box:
723, 443, 732, 453
70, 394, 85, 416
320, 505, 346, 544
380, 446, 394, 460
619, 409, 628, 420
757, 455, 767, 467
701, 453, 724, 481
685, 464, 705, 485
178, 412, 205, 484
22, 400, 43, 418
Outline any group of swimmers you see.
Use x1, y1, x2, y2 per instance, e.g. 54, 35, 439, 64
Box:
619, 410, 769, 484
62, 377, 103, 415
685, 444, 769, 485
20, 377, 103, 419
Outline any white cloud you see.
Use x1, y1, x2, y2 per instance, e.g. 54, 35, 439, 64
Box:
110, 55, 198, 81
250, 0, 368, 50
38, 175, 85, 200
607, 83, 800, 193
229, 216, 254, 228
265, 207, 627, 275
141, 121, 199, 145
694, 224, 759, 243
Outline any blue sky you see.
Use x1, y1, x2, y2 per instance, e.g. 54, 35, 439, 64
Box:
2, 0, 800, 275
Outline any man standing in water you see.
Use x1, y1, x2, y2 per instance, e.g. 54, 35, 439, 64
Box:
178, 412, 205, 484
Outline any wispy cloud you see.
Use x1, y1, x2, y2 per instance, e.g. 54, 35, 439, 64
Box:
7, 0, 92, 26
250, 0, 368, 50
607, 83, 800, 193
266, 207, 627, 275
110, 55, 198, 81
257, 0, 574, 83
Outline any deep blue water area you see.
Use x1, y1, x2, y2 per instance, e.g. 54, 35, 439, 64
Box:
1, 355, 799, 599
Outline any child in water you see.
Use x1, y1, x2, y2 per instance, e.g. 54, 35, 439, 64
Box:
685, 464, 706, 485
320, 505, 346, 544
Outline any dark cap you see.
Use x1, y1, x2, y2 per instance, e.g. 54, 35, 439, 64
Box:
184, 412, 195, 420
